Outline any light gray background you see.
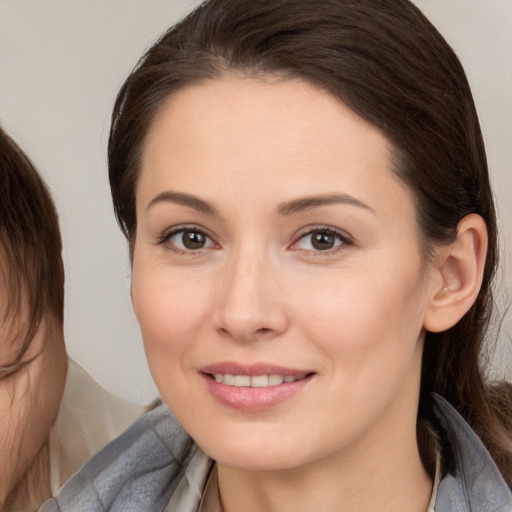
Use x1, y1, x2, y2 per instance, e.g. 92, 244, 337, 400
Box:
0, 0, 510, 405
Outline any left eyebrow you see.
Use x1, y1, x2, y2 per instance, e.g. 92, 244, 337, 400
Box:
277, 193, 375, 216
146, 191, 218, 215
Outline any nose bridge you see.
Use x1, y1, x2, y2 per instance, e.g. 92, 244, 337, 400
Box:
215, 242, 286, 341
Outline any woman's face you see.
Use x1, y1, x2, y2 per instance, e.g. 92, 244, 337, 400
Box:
132, 77, 440, 472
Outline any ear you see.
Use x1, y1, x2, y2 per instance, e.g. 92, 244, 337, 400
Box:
423, 214, 488, 333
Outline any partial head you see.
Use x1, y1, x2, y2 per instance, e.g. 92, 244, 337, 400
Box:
0, 126, 64, 376
109, 0, 496, 407
0, 126, 67, 506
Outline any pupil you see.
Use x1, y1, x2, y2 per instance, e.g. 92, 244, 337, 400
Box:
183, 231, 205, 249
312, 232, 335, 250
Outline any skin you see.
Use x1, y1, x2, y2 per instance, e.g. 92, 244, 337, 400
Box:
0, 303, 67, 506
132, 77, 456, 511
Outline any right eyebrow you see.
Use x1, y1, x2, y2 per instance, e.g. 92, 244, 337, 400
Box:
146, 191, 218, 215
277, 193, 375, 216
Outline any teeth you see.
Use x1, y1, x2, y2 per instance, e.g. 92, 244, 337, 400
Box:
234, 375, 251, 387
213, 373, 305, 387
224, 374, 235, 386
251, 375, 269, 387
269, 375, 284, 386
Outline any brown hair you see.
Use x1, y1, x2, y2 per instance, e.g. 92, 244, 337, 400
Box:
108, 0, 511, 483
0, 127, 64, 378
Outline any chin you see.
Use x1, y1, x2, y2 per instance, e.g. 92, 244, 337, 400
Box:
196, 427, 316, 472
214, 448, 305, 472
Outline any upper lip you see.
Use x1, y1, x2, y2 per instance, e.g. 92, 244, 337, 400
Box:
200, 362, 313, 377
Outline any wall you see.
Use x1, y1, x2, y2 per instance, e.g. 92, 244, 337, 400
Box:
0, 0, 510, 404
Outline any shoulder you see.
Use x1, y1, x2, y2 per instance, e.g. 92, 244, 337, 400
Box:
41, 402, 196, 511
433, 394, 512, 512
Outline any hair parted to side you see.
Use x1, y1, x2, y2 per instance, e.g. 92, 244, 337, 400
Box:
108, 0, 511, 483
0, 127, 64, 379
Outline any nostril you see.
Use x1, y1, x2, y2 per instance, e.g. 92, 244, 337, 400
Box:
217, 325, 276, 343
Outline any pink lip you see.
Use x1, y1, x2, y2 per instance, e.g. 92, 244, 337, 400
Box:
199, 362, 315, 412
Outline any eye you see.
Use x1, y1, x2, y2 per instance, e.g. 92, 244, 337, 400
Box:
164, 228, 215, 251
293, 228, 350, 252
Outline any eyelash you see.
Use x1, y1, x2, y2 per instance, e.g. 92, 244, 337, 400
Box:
156, 225, 353, 255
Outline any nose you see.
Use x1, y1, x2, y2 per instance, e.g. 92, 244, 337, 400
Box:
213, 248, 289, 343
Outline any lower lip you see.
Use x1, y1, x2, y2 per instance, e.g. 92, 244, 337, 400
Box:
201, 373, 314, 412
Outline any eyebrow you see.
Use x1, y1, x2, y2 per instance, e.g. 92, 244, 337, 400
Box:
146, 191, 217, 215
146, 191, 373, 217
277, 193, 375, 216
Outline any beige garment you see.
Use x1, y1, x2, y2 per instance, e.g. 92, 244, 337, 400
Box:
48, 359, 146, 494
198, 463, 219, 512
426, 450, 441, 512
165, 445, 213, 512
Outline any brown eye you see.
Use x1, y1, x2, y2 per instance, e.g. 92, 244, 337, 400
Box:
311, 232, 336, 250
294, 228, 350, 252
182, 230, 207, 249
166, 228, 214, 251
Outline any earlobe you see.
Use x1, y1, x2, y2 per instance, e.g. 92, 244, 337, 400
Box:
423, 214, 488, 333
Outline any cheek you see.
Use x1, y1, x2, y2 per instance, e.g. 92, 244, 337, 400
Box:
0, 381, 29, 498
0, 346, 63, 498
295, 258, 428, 375
287, 263, 428, 444
131, 265, 212, 382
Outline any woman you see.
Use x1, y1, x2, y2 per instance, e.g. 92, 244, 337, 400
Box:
0, 127, 145, 511
42, 0, 512, 510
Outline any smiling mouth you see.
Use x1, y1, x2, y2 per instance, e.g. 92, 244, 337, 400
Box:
206, 373, 312, 388
201, 369, 315, 411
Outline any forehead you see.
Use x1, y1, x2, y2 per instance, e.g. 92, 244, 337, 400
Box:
138, 77, 413, 220
144, 76, 385, 160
